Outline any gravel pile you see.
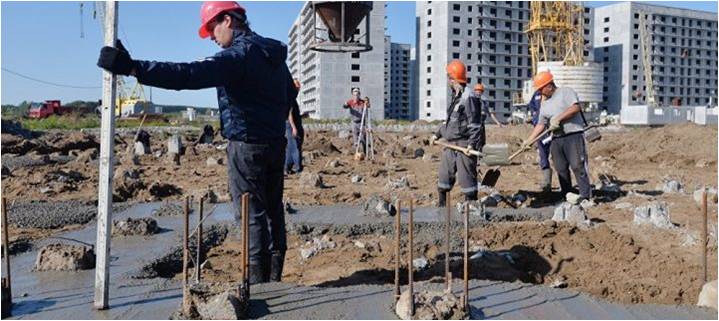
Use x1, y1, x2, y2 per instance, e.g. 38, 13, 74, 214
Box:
7, 201, 129, 229
152, 202, 190, 217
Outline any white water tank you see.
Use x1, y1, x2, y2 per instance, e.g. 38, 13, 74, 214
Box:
535, 61, 604, 103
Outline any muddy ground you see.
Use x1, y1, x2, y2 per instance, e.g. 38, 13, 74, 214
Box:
1, 121, 717, 307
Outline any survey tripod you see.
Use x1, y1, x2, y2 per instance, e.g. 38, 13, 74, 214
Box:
354, 98, 375, 161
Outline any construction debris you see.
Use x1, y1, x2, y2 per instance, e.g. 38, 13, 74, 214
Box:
395, 289, 466, 320
112, 217, 160, 236
693, 187, 718, 205
33, 243, 95, 271
552, 202, 589, 225
299, 235, 336, 260
658, 178, 684, 193
174, 282, 247, 320
696, 280, 717, 310
362, 195, 396, 217
299, 172, 324, 188
633, 202, 675, 229
412, 257, 429, 270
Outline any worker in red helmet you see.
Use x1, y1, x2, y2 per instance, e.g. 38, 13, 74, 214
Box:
430, 60, 485, 207
523, 71, 592, 203
97, 1, 297, 284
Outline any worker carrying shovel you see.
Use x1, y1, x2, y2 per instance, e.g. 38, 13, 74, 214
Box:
522, 71, 592, 202
97, 1, 296, 284
430, 60, 485, 207
343, 87, 370, 160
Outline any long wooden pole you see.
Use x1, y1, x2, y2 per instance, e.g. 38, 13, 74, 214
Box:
2, 198, 11, 303
408, 199, 414, 317
196, 197, 204, 283
463, 204, 469, 311
94, 1, 118, 310
394, 200, 401, 302
702, 190, 708, 284
446, 191, 451, 291
182, 197, 190, 314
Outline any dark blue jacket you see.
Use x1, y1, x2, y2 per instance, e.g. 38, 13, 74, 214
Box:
134, 30, 297, 142
528, 90, 542, 126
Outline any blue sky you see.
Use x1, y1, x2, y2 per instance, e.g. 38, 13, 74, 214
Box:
1, 1, 716, 107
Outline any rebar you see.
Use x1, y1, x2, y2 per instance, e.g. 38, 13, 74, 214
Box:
394, 200, 401, 302
702, 190, 708, 284
182, 197, 190, 314
242, 193, 250, 297
408, 199, 415, 317
2, 198, 11, 305
446, 191, 451, 291
463, 203, 469, 312
196, 197, 204, 283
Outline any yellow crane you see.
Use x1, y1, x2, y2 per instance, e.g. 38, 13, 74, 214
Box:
525, 1, 586, 74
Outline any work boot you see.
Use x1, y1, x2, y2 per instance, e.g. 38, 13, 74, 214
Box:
269, 254, 285, 282
261, 256, 272, 282
541, 168, 553, 193
464, 192, 478, 202
438, 189, 448, 207
248, 263, 267, 285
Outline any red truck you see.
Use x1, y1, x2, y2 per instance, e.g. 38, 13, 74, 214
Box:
27, 100, 68, 118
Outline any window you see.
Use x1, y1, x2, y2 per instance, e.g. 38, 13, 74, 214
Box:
427, 8, 431, 15
467, 29, 472, 36
505, 21, 511, 29
427, 32, 432, 38
427, 43, 431, 50
468, 6, 472, 12
603, 37, 609, 43
467, 42, 472, 48
452, 40, 460, 47
453, 16, 460, 23
453, 28, 460, 35
426, 78, 431, 84
466, 53, 472, 60
426, 66, 431, 73
427, 20, 432, 27
453, 3, 460, 10
351, 64, 360, 70
426, 55, 431, 61
604, 27, 609, 33
351, 76, 360, 82
426, 90, 431, 96
452, 52, 460, 59
468, 18, 472, 24
426, 101, 431, 108
604, 17, 610, 23
351, 52, 360, 58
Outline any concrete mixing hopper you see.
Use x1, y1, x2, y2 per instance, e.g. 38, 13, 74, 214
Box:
310, 1, 373, 53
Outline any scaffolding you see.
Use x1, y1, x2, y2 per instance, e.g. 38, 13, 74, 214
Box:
638, 11, 658, 108
525, 1, 586, 74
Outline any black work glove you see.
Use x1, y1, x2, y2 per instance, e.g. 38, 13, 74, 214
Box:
97, 39, 135, 76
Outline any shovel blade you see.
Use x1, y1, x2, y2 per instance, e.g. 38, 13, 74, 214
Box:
481, 169, 501, 187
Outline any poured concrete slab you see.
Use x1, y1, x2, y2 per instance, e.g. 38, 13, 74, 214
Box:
4, 202, 716, 320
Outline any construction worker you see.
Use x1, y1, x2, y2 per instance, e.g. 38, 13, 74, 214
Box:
285, 79, 304, 174
473, 84, 504, 127
342, 87, 370, 159
431, 60, 484, 206
522, 71, 591, 201
97, 1, 296, 283
527, 90, 553, 193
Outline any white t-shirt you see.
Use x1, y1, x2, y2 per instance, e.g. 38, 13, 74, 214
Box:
538, 87, 584, 135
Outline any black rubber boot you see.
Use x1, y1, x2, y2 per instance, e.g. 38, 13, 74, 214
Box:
248, 263, 267, 285
541, 168, 553, 193
438, 189, 448, 207
270, 254, 285, 282
464, 192, 478, 201
261, 256, 272, 282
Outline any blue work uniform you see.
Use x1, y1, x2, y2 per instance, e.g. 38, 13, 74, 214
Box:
132, 30, 296, 270
528, 91, 551, 170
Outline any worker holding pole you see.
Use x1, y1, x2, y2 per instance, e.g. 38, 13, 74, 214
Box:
522, 71, 591, 202
431, 60, 485, 207
527, 89, 553, 193
97, 1, 296, 283
343, 87, 370, 160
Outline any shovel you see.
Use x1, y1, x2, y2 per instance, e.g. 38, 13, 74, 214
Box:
433, 140, 484, 157
481, 128, 551, 187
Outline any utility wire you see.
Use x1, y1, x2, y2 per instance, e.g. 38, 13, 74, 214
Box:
1, 67, 101, 89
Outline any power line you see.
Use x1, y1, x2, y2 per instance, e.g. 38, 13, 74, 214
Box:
1, 67, 101, 89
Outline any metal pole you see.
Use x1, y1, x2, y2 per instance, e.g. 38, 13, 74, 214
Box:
394, 200, 401, 302
408, 199, 414, 317
463, 204, 469, 312
182, 197, 190, 314
196, 197, 204, 283
446, 190, 451, 291
2, 198, 11, 303
702, 189, 708, 284
94, 0, 118, 310
242, 193, 250, 296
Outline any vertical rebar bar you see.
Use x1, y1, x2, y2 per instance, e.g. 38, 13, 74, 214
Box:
182, 196, 189, 314
408, 199, 415, 317
196, 196, 204, 283
242, 193, 250, 295
463, 203, 469, 312
702, 189, 708, 284
2, 198, 11, 304
446, 190, 451, 291
394, 200, 401, 302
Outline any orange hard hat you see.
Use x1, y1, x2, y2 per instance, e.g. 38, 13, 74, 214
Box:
474, 83, 485, 92
446, 60, 467, 84
293, 79, 301, 89
199, 1, 246, 39
533, 71, 554, 90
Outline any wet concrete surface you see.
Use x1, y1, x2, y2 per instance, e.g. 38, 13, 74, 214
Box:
4, 202, 716, 319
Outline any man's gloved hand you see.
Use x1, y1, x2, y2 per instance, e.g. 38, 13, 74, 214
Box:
549, 115, 562, 131
430, 135, 439, 146
464, 145, 473, 156
97, 39, 135, 76
521, 139, 534, 151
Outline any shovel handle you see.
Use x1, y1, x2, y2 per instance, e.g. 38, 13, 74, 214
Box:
507, 128, 551, 162
434, 140, 483, 157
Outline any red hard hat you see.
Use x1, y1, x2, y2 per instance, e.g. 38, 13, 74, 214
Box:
198, 1, 246, 39
474, 83, 485, 92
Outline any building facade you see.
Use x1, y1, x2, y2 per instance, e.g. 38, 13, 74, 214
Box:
593, 2, 718, 112
384, 38, 412, 120
288, 2, 387, 120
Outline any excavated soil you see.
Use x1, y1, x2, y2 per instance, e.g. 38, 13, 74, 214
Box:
1, 122, 717, 307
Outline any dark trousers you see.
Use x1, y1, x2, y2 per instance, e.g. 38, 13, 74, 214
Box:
438, 143, 478, 195
227, 140, 287, 264
549, 132, 592, 199
536, 140, 551, 170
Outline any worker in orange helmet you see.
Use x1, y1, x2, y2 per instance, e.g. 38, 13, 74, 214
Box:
430, 60, 485, 207
472, 83, 505, 127
522, 71, 592, 203
97, 1, 296, 284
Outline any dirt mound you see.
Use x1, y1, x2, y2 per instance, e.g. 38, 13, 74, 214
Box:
304, 136, 342, 155
1, 119, 38, 139
396, 288, 466, 320
152, 202, 187, 217
33, 243, 95, 271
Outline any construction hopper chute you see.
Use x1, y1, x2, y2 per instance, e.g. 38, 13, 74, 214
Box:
310, 1, 373, 53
